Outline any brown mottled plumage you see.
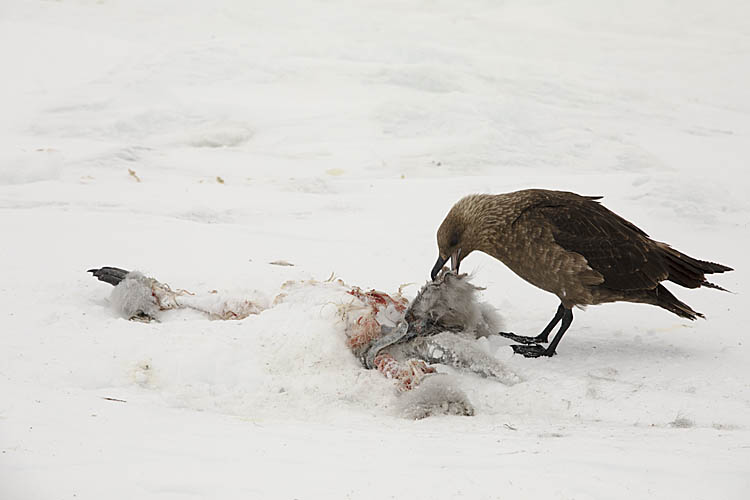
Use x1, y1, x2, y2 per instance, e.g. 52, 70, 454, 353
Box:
431, 189, 733, 357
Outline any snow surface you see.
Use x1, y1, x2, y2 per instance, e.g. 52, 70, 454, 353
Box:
1, 0, 749, 498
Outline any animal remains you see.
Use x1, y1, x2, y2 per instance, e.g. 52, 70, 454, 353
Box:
88, 266, 520, 417
432, 189, 733, 358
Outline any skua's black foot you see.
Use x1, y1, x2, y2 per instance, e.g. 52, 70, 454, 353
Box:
499, 332, 548, 344
511, 344, 554, 358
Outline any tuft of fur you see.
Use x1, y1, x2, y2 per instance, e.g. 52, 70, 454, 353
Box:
404, 270, 503, 338
397, 375, 475, 419
109, 271, 160, 320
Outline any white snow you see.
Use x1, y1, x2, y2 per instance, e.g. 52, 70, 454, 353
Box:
1, 0, 749, 499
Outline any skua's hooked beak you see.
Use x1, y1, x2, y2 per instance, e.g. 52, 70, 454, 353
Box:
431, 249, 461, 281
431, 254, 447, 281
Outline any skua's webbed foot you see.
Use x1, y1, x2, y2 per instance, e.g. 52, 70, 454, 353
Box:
498, 332, 548, 344
511, 344, 554, 358
501, 303, 571, 356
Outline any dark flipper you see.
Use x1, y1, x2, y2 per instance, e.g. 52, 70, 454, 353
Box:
362, 322, 409, 369
87, 267, 131, 286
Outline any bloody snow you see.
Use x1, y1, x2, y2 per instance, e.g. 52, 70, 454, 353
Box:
1, 1, 749, 499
